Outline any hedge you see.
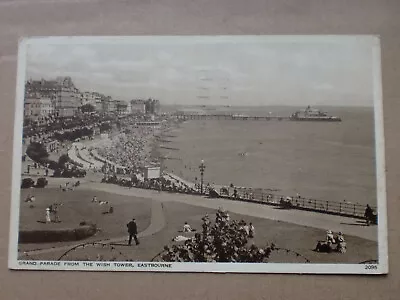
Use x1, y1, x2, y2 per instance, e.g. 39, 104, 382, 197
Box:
18, 224, 97, 243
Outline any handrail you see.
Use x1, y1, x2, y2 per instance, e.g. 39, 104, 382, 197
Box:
216, 188, 375, 219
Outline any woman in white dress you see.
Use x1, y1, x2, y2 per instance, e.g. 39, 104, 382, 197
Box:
45, 208, 51, 223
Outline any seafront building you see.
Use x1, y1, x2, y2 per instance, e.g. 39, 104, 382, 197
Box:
56, 78, 80, 117
115, 100, 129, 115
145, 98, 161, 115
78, 91, 97, 107
130, 99, 147, 114
24, 77, 162, 124
24, 94, 56, 126
25, 77, 79, 119
130, 98, 161, 115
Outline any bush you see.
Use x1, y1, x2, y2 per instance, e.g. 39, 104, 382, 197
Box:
81, 104, 95, 113
100, 122, 112, 133
21, 178, 35, 189
47, 160, 59, 170
18, 224, 97, 243
53, 168, 63, 177
53, 167, 86, 178
36, 177, 48, 188
158, 209, 273, 263
53, 127, 94, 142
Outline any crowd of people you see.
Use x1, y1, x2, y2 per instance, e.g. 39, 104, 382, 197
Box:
101, 174, 197, 194
96, 127, 156, 172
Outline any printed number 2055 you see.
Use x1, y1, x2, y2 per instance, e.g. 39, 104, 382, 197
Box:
365, 265, 378, 270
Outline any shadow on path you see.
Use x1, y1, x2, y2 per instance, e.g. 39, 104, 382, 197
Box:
340, 222, 370, 227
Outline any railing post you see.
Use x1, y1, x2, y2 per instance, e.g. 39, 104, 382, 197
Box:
353, 204, 356, 215
339, 203, 342, 213
314, 199, 317, 209
326, 200, 329, 211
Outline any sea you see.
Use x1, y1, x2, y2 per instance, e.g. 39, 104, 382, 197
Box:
161, 106, 377, 206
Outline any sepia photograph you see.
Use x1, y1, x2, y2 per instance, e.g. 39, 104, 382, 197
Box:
8, 36, 387, 273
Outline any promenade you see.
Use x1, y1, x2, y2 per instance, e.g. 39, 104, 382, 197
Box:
18, 178, 377, 263
40, 178, 377, 242
85, 182, 377, 242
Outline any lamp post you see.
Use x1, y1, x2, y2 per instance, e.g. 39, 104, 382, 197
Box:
199, 159, 206, 194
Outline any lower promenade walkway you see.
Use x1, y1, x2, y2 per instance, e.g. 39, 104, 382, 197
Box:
84, 182, 377, 242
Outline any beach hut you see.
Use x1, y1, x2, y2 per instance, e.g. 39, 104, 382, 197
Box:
144, 166, 161, 179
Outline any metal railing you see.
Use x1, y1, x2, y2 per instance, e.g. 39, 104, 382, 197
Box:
216, 188, 374, 219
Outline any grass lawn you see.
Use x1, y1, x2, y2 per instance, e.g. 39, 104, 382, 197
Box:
18, 188, 152, 252
20, 197, 378, 264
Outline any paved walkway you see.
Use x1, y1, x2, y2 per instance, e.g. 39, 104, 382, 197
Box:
84, 182, 378, 242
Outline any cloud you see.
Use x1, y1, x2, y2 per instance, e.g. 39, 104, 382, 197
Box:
312, 83, 334, 91
24, 38, 376, 106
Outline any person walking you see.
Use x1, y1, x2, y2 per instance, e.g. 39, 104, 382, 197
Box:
127, 218, 139, 245
52, 204, 60, 223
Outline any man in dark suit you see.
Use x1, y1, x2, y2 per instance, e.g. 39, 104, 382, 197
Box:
127, 218, 139, 245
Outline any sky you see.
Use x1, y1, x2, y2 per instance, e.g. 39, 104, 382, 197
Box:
25, 36, 379, 107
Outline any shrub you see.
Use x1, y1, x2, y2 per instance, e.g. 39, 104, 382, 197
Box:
21, 178, 35, 189
100, 122, 112, 133
53, 167, 86, 178
81, 104, 95, 113
18, 224, 97, 243
36, 177, 48, 188
47, 160, 59, 170
53, 168, 63, 177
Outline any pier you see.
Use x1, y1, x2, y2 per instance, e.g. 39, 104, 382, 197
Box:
173, 114, 290, 121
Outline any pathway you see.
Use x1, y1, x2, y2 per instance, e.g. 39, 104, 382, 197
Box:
84, 182, 378, 242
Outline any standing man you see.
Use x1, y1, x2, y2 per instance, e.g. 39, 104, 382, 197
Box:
127, 218, 139, 245
364, 204, 374, 226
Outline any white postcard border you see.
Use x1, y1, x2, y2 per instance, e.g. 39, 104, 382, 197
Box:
8, 35, 388, 274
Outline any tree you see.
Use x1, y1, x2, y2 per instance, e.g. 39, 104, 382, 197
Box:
158, 209, 274, 263
100, 122, 112, 133
26, 142, 49, 161
81, 104, 95, 113
58, 154, 69, 167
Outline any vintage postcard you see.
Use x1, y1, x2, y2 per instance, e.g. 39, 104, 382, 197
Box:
8, 35, 387, 274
